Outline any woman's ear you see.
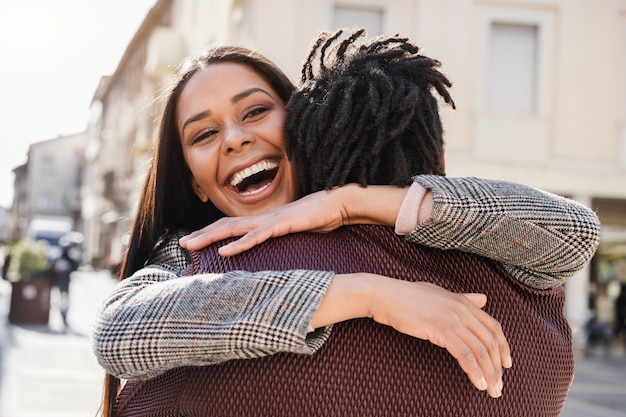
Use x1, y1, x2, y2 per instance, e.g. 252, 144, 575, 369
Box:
191, 179, 209, 202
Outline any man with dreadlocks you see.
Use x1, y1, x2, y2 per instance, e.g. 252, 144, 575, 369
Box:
109, 29, 598, 417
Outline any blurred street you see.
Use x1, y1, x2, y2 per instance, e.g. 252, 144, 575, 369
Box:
561, 351, 626, 417
0, 269, 625, 416
0, 269, 117, 417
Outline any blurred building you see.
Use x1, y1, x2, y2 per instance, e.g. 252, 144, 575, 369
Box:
9, 163, 27, 243
75, 0, 626, 337
9, 133, 86, 244
0, 206, 9, 243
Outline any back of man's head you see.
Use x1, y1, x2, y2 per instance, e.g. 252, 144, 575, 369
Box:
285, 28, 456, 196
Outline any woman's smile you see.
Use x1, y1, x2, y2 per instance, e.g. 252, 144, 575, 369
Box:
222, 156, 286, 206
228, 159, 279, 195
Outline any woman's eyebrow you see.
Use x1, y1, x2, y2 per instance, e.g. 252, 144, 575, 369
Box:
182, 110, 211, 134
231, 87, 271, 103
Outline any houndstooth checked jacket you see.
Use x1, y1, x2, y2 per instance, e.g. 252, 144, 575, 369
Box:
91, 176, 600, 381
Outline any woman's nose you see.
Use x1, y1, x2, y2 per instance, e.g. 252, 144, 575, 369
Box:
222, 124, 254, 153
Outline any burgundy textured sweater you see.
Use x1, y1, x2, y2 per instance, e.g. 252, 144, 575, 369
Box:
115, 225, 573, 417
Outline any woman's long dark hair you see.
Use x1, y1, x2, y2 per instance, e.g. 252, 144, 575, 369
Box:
100, 45, 295, 417
285, 28, 455, 196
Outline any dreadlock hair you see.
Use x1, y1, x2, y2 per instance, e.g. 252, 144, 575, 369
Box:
284, 28, 456, 197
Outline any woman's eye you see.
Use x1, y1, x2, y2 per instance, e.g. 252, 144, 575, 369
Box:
243, 106, 269, 120
191, 129, 217, 145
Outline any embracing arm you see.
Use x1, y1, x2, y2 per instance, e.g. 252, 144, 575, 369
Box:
91, 234, 333, 380
349, 175, 600, 289
404, 176, 601, 289
181, 176, 601, 290
339, 175, 601, 289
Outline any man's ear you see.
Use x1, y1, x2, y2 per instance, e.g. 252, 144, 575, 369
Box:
439, 149, 446, 175
192, 179, 209, 202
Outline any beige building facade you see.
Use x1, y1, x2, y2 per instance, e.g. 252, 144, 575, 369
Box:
83, 0, 626, 338
10, 133, 86, 239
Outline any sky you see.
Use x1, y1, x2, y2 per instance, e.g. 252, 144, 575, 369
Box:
0, 0, 157, 208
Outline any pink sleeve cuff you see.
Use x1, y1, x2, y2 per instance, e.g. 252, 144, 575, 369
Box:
394, 182, 432, 235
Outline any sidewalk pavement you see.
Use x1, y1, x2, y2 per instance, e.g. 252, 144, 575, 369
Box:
561, 351, 626, 417
0, 269, 117, 417
1, 271, 626, 416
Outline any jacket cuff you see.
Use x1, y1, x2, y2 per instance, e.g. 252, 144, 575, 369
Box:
395, 182, 429, 235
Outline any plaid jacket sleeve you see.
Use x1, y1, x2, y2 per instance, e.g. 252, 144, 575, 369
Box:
91, 233, 333, 380
406, 176, 601, 290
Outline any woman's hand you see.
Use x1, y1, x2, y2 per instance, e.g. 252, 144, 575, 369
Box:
179, 184, 410, 255
315, 274, 512, 399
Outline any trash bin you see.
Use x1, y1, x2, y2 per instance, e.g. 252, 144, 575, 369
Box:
8, 279, 51, 325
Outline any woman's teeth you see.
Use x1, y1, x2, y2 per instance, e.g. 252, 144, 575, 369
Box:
239, 183, 271, 196
230, 160, 279, 194
230, 160, 278, 187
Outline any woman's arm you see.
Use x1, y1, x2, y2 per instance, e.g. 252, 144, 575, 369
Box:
91, 234, 332, 380
92, 232, 510, 398
180, 176, 601, 290
406, 176, 601, 289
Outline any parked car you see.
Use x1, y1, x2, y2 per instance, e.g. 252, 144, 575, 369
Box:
27, 218, 72, 265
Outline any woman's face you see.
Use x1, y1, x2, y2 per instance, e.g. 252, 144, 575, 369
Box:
177, 63, 299, 217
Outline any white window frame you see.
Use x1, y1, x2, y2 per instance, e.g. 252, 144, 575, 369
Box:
317, 0, 397, 36
333, 3, 385, 36
469, 6, 557, 163
475, 7, 555, 119
485, 22, 539, 115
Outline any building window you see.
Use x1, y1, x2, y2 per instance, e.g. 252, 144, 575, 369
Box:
485, 22, 538, 115
333, 5, 383, 37
37, 193, 51, 210
40, 154, 55, 174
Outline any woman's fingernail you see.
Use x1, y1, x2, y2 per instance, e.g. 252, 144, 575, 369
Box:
495, 381, 503, 397
478, 377, 488, 390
